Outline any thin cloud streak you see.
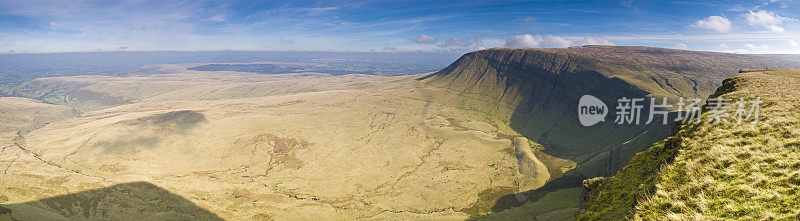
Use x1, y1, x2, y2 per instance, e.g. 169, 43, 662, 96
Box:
0, 0, 798, 53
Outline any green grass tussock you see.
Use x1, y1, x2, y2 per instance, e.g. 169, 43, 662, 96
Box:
578, 70, 800, 220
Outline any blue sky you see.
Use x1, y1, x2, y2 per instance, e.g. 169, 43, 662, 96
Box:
1, 0, 798, 54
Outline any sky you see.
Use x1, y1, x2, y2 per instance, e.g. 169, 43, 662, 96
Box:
0, 0, 799, 54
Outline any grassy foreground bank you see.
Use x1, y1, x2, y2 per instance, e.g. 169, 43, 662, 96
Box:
579, 70, 800, 220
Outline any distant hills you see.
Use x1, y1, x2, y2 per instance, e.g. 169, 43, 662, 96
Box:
0, 51, 460, 96
757, 54, 800, 63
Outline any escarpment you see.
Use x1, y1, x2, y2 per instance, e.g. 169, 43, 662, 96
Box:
421, 46, 800, 179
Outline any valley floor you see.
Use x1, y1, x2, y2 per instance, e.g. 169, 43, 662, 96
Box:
0, 65, 576, 220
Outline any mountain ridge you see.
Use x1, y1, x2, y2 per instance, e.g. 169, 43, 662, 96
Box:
422, 45, 800, 179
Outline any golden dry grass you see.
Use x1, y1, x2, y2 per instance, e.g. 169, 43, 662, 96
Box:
0, 66, 566, 220
633, 70, 800, 220
579, 70, 800, 220
0, 97, 75, 133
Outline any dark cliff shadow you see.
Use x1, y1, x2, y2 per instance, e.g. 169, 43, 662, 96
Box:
504, 68, 664, 178
429, 53, 676, 219
482, 69, 674, 218
472, 69, 679, 218
0, 181, 222, 220
466, 175, 586, 220
489, 175, 586, 213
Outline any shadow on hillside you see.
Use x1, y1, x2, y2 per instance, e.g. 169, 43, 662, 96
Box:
0, 181, 221, 220
504, 69, 664, 177
121, 110, 207, 133
420, 55, 678, 218
96, 110, 207, 154
458, 68, 673, 218
499, 175, 585, 213
466, 175, 586, 220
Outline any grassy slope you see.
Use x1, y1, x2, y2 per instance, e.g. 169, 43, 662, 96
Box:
1, 78, 549, 219
578, 70, 800, 220
0, 97, 76, 133
422, 46, 800, 179
419, 47, 800, 219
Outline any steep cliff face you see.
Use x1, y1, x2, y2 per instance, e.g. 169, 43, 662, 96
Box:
421, 46, 800, 179
424, 46, 799, 103
578, 70, 800, 220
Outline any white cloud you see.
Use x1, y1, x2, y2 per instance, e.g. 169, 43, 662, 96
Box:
1, 1, 795, 54
692, 16, 732, 32
546, 36, 572, 47
414, 34, 436, 44
744, 43, 770, 50
674, 43, 689, 50
504, 34, 554, 47
581, 36, 615, 46
441, 36, 472, 47
724, 43, 774, 54
742, 10, 795, 32
718, 42, 800, 54
725, 49, 751, 54
435, 33, 491, 50
763, 0, 792, 8
504, 34, 614, 48
505, 34, 541, 47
